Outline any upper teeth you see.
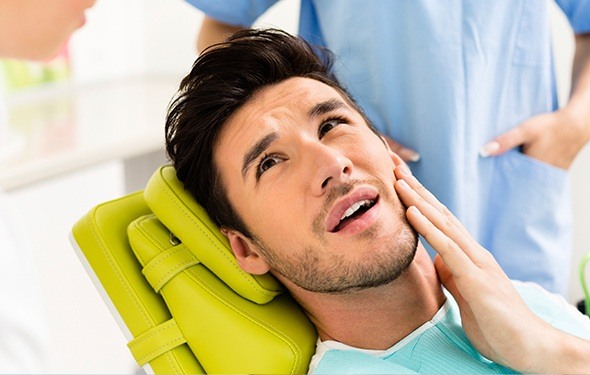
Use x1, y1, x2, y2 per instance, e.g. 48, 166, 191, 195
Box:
340, 199, 372, 221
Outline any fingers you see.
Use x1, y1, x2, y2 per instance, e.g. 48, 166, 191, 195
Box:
434, 255, 471, 319
382, 135, 421, 162
394, 167, 487, 267
433, 255, 453, 287
394, 167, 472, 243
404, 203, 476, 276
479, 116, 544, 157
479, 112, 580, 169
396, 147, 422, 163
479, 127, 526, 157
393, 166, 446, 213
389, 151, 408, 170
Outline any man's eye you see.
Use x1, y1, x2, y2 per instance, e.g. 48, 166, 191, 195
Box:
257, 154, 282, 177
318, 118, 345, 139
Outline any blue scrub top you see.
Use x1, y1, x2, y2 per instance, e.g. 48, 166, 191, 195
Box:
186, 0, 590, 295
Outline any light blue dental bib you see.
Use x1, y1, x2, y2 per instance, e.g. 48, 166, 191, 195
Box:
312, 282, 590, 374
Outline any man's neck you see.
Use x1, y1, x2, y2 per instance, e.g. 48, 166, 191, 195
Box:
292, 243, 445, 350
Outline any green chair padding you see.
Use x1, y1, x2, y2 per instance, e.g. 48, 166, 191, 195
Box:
70, 165, 317, 374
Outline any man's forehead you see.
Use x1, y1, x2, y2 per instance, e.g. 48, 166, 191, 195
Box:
249, 77, 348, 114
221, 78, 349, 140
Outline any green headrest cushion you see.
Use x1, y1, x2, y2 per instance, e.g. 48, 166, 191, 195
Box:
143, 165, 283, 304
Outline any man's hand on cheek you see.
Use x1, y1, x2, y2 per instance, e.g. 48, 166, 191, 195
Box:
391, 167, 585, 374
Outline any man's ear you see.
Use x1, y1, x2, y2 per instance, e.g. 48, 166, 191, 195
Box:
223, 228, 271, 275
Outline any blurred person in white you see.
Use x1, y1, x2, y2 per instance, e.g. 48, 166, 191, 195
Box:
0, 0, 96, 372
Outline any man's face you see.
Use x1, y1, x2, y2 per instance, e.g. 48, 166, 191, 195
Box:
215, 77, 417, 294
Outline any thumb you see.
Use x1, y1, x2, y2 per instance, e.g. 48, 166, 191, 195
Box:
434, 255, 479, 335
479, 120, 535, 157
434, 255, 462, 303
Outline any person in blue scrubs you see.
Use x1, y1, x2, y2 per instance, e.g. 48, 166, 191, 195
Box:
187, 0, 590, 296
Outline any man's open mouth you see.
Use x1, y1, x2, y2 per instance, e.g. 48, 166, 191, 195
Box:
332, 198, 377, 232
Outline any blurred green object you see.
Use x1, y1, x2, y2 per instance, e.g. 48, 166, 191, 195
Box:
580, 252, 590, 316
0, 55, 70, 94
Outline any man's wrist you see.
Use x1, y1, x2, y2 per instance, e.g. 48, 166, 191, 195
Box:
543, 327, 590, 374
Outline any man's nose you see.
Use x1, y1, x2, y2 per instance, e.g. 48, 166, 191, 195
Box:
308, 143, 353, 196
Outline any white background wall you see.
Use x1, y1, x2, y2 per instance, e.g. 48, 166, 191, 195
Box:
69, 0, 200, 84
4, 0, 589, 373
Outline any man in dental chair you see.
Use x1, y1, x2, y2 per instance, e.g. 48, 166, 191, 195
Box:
164, 28, 590, 374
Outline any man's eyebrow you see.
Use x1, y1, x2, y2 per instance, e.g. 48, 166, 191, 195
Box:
307, 98, 349, 118
241, 132, 278, 180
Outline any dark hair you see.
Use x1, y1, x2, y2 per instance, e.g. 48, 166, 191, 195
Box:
165, 28, 374, 237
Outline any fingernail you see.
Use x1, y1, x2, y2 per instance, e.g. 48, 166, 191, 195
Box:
479, 141, 500, 158
399, 165, 412, 176
408, 152, 421, 162
397, 179, 409, 189
409, 206, 421, 215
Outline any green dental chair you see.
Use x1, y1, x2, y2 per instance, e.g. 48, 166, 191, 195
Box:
70, 165, 317, 374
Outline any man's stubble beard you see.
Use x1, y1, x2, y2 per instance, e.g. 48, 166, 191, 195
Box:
251, 178, 419, 294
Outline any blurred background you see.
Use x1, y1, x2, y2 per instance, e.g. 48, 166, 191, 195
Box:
0, 0, 587, 373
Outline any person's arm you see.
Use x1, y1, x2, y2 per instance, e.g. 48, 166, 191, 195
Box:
568, 33, 590, 136
392, 165, 590, 374
197, 16, 245, 53
480, 33, 590, 170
